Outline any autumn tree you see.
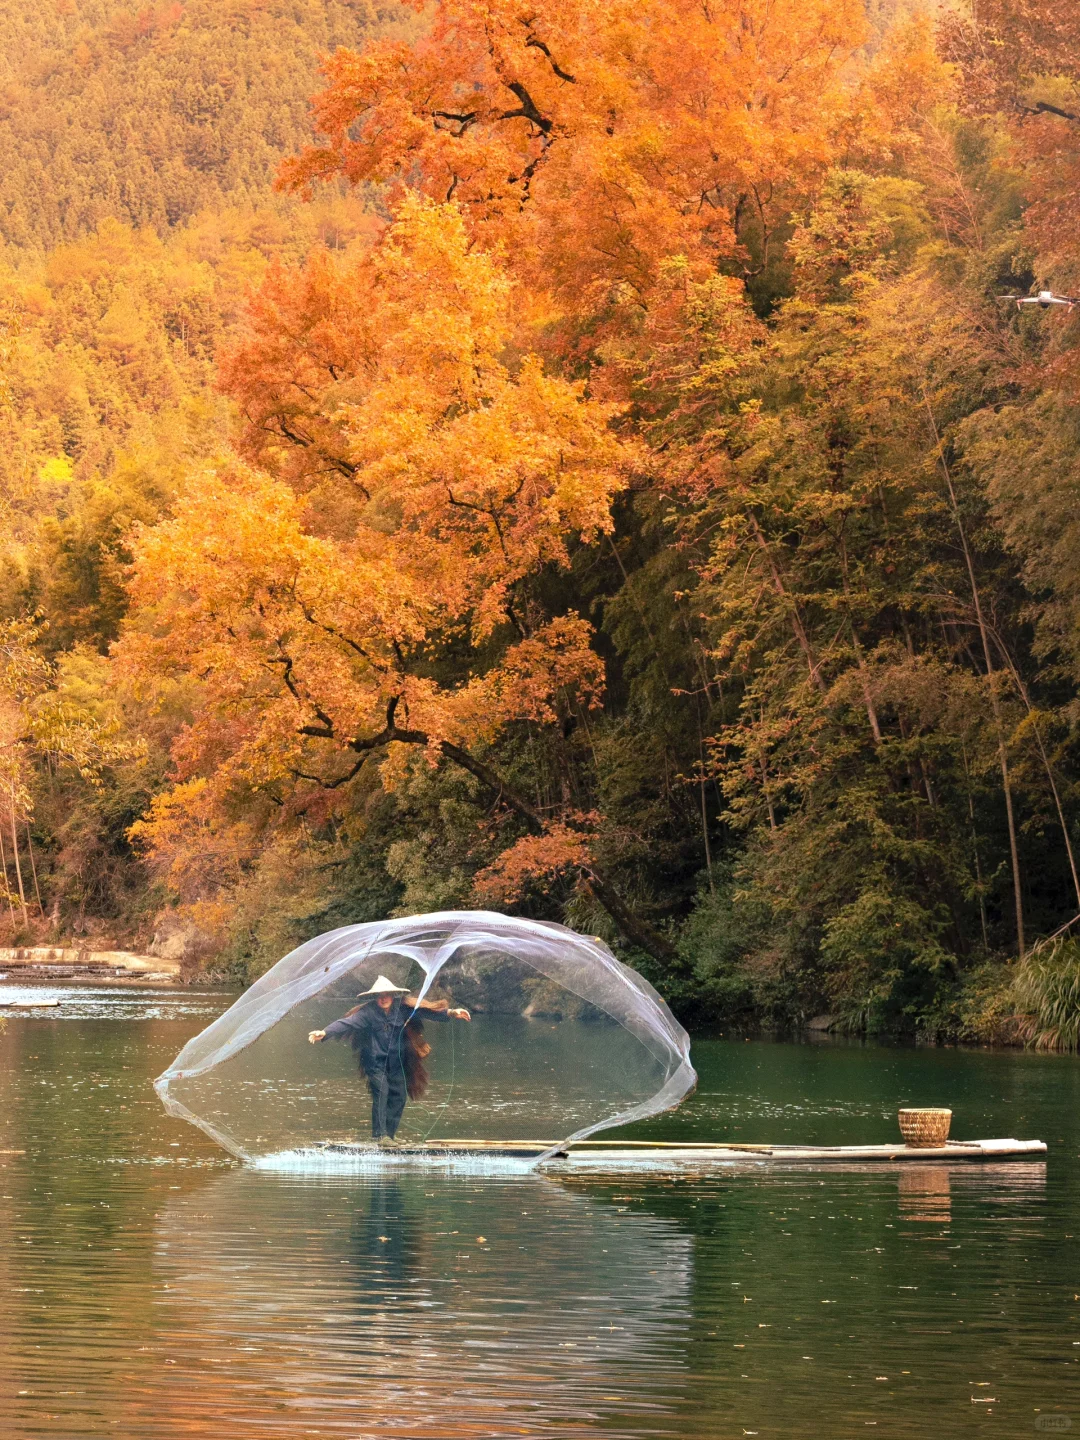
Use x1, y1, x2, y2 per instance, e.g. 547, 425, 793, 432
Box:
635, 145, 1080, 1024
122, 197, 685, 956
942, 0, 1080, 300
281, 0, 883, 356
4, 0, 1076, 1037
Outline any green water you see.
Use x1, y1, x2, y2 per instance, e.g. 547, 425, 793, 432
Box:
1, 988, 1078, 1437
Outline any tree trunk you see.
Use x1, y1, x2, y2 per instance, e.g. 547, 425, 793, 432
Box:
301, 705, 681, 965
582, 869, 678, 961
961, 741, 990, 950
25, 824, 43, 917
986, 633, 1080, 916
439, 741, 678, 960
347, 727, 680, 963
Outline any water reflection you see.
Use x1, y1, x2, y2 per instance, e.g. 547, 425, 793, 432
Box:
897, 1160, 1048, 1223
1, 1010, 1076, 1440
150, 1169, 694, 1437
0, 984, 229, 1022
898, 1166, 953, 1223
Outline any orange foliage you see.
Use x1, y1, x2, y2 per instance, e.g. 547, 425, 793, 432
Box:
281, 0, 871, 343
473, 815, 599, 905
6, 0, 1054, 977
121, 199, 625, 827
219, 198, 627, 621
100, 2, 969, 958
128, 778, 259, 901
105, 4, 185, 53
848, 15, 954, 167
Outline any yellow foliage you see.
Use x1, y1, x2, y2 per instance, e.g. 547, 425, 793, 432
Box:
120, 202, 627, 837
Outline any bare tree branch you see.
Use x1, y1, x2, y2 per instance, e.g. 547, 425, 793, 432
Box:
524, 36, 577, 83
291, 697, 676, 960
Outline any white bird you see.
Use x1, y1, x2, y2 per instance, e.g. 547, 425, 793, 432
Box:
997, 288, 1079, 311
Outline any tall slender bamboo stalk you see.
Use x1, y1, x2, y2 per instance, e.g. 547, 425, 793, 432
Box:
960, 740, 990, 950
985, 630, 1080, 915
838, 531, 883, 743
923, 391, 1025, 957
25, 823, 43, 917
748, 515, 827, 696
0, 817, 15, 931
9, 786, 28, 926
611, 534, 716, 887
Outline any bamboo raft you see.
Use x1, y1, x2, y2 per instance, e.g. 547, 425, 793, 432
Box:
312, 1136, 1047, 1166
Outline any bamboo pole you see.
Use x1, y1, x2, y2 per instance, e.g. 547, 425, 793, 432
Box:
25, 823, 43, 917
0, 818, 15, 931
923, 392, 1025, 956
8, 786, 28, 926
839, 531, 883, 743
748, 514, 828, 696
985, 630, 1080, 915
960, 740, 990, 950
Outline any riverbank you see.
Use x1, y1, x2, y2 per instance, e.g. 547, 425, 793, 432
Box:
2, 934, 1068, 1059
0, 946, 181, 987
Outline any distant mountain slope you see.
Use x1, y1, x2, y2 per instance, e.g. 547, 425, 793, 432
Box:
0, 0, 393, 247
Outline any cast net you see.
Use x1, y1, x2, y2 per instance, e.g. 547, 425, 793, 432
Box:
155, 911, 695, 1164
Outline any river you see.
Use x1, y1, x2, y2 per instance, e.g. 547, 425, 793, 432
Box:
0, 986, 1077, 1436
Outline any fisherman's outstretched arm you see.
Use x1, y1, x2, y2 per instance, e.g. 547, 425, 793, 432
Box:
307, 1017, 357, 1043
405, 995, 471, 1021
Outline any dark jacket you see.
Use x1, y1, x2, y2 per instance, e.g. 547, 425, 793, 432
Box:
323, 997, 449, 1078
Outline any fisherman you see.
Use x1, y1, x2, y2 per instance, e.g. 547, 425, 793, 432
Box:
308, 975, 471, 1146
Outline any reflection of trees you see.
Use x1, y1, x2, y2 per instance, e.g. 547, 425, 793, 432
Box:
147, 1168, 693, 1437
0, 1011, 232, 1435
565, 1162, 1050, 1437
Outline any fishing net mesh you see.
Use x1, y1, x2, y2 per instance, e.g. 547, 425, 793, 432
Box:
155, 911, 696, 1163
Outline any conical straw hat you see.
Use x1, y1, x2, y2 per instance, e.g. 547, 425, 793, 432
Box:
357, 974, 409, 998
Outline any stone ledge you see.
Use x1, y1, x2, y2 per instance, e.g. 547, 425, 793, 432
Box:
0, 946, 181, 982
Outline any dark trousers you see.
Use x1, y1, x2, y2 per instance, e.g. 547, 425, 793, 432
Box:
366, 1065, 408, 1138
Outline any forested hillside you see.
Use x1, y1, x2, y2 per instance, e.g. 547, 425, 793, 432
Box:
3, 0, 1080, 1046
0, 0, 393, 246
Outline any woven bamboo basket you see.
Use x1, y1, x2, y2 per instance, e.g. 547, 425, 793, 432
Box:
898, 1108, 952, 1148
